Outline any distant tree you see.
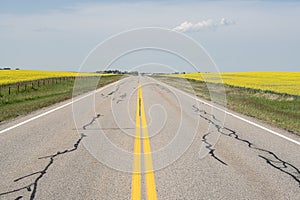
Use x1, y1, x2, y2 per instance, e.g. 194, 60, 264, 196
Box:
102, 69, 125, 74
3, 67, 11, 70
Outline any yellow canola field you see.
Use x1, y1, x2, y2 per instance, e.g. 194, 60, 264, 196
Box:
165, 72, 300, 96
0, 70, 115, 85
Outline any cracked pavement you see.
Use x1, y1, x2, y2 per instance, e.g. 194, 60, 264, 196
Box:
0, 76, 299, 199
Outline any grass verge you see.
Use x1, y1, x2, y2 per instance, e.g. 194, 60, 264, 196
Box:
154, 76, 300, 135
0, 75, 123, 122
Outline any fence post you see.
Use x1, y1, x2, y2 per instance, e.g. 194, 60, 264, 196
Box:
9, 86, 11, 95
17, 84, 20, 93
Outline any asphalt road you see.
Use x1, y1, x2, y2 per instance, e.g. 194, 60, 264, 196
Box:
0, 76, 299, 199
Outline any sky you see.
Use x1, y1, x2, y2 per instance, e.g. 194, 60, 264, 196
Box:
0, 0, 299, 72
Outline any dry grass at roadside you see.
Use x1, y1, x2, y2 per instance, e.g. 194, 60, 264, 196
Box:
154, 76, 300, 135
0, 75, 123, 122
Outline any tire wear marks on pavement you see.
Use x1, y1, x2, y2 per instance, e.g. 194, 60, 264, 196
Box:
0, 134, 86, 200
192, 104, 300, 188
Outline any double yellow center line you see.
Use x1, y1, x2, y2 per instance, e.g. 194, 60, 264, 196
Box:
131, 82, 158, 200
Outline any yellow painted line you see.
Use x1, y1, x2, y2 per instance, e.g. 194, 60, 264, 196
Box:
140, 84, 158, 200
131, 82, 158, 200
131, 83, 141, 200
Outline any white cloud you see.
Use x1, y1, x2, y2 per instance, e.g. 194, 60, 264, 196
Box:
173, 18, 235, 32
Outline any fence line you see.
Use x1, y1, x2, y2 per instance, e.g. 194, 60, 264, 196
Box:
0, 76, 101, 96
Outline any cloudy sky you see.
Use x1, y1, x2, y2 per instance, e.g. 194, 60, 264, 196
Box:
0, 0, 299, 72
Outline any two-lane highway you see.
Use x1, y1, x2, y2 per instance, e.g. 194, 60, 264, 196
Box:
0, 76, 299, 199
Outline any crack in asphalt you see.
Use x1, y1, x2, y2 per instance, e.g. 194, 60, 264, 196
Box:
155, 83, 171, 93
82, 114, 102, 130
192, 105, 221, 122
193, 104, 300, 187
120, 93, 127, 99
107, 86, 119, 96
192, 104, 227, 165
202, 131, 228, 165
101, 85, 121, 99
116, 93, 127, 104
0, 134, 86, 200
219, 126, 300, 188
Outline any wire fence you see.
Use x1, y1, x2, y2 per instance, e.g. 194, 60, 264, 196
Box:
0, 76, 101, 96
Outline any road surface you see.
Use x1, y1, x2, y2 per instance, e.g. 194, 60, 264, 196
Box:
0, 76, 299, 199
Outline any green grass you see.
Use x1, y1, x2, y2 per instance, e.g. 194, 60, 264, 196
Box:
154, 76, 300, 135
0, 75, 123, 122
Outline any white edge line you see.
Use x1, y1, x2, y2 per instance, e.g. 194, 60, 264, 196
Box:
150, 77, 300, 146
0, 78, 123, 135
2, 76, 299, 147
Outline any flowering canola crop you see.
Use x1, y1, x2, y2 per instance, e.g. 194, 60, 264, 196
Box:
0, 70, 115, 85
165, 72, 300, 96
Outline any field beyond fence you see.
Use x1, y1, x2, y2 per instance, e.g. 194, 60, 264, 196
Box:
0, 76, 105, 96
0, 70, 116, 96
155, 75, 300, 135
164, 72, 300, 96
0, 70, 122, 122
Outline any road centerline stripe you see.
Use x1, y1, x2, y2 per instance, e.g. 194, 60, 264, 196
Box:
131, 82, 158, 200
131, 83, 142, 200
140, 84, 158, 200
